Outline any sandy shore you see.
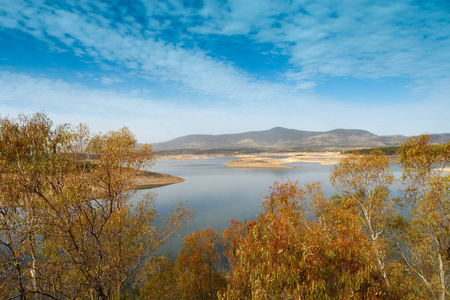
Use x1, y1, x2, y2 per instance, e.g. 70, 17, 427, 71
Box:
226, 152, 347, 169
280, 152, 347, 165
134, 171, 185, 189
226, 157, 294, 169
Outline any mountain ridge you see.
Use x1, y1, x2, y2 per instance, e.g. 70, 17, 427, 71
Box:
153, 127, 450, 153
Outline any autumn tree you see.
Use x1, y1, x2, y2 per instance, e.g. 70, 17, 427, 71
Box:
0, 113, 65, 299
330, 149, 395, 286
136, 255, 179, 300
175, 228, 226, 299
139, 228, 226, 300
0, 113, 192, 299
220, 180, 389, 299
399, 135, 450, 299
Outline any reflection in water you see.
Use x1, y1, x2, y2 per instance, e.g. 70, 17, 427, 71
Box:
134, 157, 337, 257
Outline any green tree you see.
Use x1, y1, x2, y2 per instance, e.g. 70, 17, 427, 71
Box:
0, 113, 192, 299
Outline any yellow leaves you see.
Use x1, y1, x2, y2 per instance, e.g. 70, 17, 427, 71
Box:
396, 135, 450, 298
0, 113, 191, 299
141, 228, 227, 299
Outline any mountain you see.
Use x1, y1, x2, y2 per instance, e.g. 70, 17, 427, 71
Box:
153, 127, 450, 154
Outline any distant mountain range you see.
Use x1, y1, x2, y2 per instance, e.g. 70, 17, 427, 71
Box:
153, 127, 450, 154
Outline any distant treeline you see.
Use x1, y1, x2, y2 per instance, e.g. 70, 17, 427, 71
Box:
158, 146, 403, 156
342, 146, 401, 155
156, 147, 344, 155
156, 148, 305, 155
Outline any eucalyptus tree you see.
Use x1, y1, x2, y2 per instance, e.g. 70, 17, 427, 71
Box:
399, 135, 450, 300
175, 228, 226, 299
0, 113, 192, 299
220, 181, 387, 299
330, 149, 395, 286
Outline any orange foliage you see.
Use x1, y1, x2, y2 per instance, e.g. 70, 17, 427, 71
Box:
221, 181, 387, 299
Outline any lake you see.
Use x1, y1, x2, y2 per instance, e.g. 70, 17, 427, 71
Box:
137, 157, 339, 257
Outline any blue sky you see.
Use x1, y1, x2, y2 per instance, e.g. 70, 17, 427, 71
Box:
0, 0, 449, 142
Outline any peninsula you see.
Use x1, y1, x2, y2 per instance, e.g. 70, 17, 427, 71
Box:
134, 171, 185, 189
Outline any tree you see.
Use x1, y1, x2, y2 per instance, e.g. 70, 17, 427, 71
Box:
139, 228, 226, 300
399, 135, 450, 299
136, 255, 179, 300
330, 149, 395, 286
0, 113, 64, 299
0, 113, 192, 299
175, 228, 226, 299
220, 180, 388, 299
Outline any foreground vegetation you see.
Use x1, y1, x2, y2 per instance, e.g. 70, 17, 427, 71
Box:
1, 114, 450, 299
0, 114, 192, 299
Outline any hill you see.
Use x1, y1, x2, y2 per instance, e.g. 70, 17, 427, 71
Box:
153, 127, 450, 154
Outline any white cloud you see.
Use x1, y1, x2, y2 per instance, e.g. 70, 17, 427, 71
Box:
2, 0, 450, 95
0, 71, 448, 145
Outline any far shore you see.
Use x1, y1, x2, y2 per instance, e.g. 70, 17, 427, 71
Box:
158, 152, 348, 169
156, 152, 400, 169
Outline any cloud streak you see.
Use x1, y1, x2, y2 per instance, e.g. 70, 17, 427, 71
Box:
0, 71, 448, 143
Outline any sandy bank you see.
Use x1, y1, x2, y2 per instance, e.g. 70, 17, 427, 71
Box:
280, 152, 346, 165
226, 157, 293, 169
226, 152, 347, 169
134, 171, 185, 189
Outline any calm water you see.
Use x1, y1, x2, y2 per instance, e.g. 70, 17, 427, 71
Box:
137, 157, 338, 257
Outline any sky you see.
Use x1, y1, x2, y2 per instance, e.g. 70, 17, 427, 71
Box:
0, 0, 449, 143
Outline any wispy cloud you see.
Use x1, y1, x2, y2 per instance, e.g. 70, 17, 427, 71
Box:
100, 76, 123, 85
0, 0, 297, 104
184, 0, 450, 87
2, 0, 449, 94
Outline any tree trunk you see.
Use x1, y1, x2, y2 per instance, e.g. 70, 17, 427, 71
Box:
438, 251, 446, 300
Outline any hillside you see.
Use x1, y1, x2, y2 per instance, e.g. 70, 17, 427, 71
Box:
153, 127, 450, 154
